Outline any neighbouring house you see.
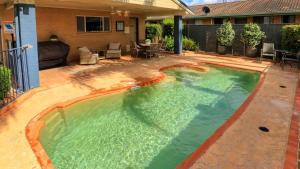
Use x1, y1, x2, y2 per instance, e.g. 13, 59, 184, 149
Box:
0, 0, 192, 92
185, 0, 300, 25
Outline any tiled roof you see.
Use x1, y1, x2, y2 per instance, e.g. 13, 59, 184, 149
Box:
187, 0, 300, 18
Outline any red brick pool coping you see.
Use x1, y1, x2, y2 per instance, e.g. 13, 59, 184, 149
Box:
283, 80, 300, 169
23, 62, 269, 169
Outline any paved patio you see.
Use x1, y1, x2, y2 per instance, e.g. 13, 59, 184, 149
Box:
0, 52, 298, 169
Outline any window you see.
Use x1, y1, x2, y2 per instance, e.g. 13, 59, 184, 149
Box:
235, 18, 247, 24
253, 16, 273, 24
282, 15, 296, 24
76, 16, 111, 32
214, 18, 224, 25
116, 21, 125, 32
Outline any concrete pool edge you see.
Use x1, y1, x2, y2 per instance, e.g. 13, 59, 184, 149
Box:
25, 62, 265, 169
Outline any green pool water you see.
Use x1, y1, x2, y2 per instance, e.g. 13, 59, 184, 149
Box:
40, 66, 260, 169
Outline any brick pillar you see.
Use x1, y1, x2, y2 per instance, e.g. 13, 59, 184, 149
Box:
174, 15, 182, 54
14, 2, 40, 90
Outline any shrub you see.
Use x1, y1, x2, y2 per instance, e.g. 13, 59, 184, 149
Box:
162, 18, 174, 38
183, 37, 199, 51
145, 24, 162, 42
164, 36, 174, 51
281, 25, 300, 53
0, 66, 11, 100
241, 23, 266, 48
217, 22, 235, 47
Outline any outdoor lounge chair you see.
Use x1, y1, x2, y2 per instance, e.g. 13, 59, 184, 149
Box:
78, 46, 98, 65
260, 43, 276, 61
106, 43, 121, 59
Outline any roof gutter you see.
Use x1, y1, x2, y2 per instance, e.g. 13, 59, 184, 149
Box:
172, 0, 194, 15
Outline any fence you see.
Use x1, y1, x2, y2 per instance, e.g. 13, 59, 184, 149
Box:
184, 24, 286, 56
0, 46, 30, 108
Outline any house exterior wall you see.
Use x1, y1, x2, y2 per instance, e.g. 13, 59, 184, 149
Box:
296, 15, 300, 24
195, 18, 212, 25
247, 17, 253, 23
273, 16, 282, 24
36, 7, 146, 62
0, 6, 146, 62
187, 15, 300, 25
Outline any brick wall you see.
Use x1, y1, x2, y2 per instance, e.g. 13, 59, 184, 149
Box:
296, 15, 300, 24
273, 16, 282, 24
0, 6, 146, 62
36, 7, 146, 62
247, 17, 253, 23
194, 18, 212, 25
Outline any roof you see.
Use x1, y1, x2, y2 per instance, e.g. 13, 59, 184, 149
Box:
186, 0, 300, 19
173, 0, 194, 15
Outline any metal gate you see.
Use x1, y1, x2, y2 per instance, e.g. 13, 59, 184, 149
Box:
0, 46, 30, 108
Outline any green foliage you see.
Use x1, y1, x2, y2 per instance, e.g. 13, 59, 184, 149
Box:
164, 36, 198, 52
216, 22, 235, 47
164, 36, 174, 51
145, 24, 162, 41
281, 25, 300, 53
183, 37, 199, 51
162, 18, 174, 37
0, 66, 11, 100
241, 23, 266, 48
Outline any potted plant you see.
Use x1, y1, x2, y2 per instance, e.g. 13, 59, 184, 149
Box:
145, 24, 162, 43
0, 66, 11, 101
241, 23, 266, 57
216, 22, 235, 55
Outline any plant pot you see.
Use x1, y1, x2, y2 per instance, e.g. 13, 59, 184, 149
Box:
246, 46, 258, 57
217, 45, 226, 55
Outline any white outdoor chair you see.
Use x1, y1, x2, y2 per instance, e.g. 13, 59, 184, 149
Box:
106, 43, 121, 59
78, 46, 98, 65
260, 43, 276, 61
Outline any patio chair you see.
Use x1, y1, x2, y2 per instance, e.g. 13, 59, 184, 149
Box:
159, 40, 167, 52
78, 46, 98, 65
146, 44, 160, 59
130, 41, 144, 58
281, 51, 300, 69
260, 43, 276, 61
106, 43, 121, 59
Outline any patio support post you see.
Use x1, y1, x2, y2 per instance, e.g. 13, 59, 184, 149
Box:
14, 1, 40, 90
174, 15, 183, 54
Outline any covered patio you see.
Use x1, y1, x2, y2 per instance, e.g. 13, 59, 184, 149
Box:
0, 0, 193, 90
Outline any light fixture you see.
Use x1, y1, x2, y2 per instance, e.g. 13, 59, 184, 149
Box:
124, 10, 130, 17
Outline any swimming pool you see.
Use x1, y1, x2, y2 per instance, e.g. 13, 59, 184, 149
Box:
38, 65, 260, 169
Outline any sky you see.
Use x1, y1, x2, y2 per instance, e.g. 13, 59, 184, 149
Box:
183, 0, 239, 5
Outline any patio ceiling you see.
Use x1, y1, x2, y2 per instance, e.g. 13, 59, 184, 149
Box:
1, 0, 193, 16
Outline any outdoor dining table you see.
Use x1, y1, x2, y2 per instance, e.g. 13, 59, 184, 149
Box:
276, 49, 300, 69
139, 43, 158, 48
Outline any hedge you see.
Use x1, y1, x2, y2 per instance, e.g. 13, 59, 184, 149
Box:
0, 66, 11, 100
281, 25, 300, 53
